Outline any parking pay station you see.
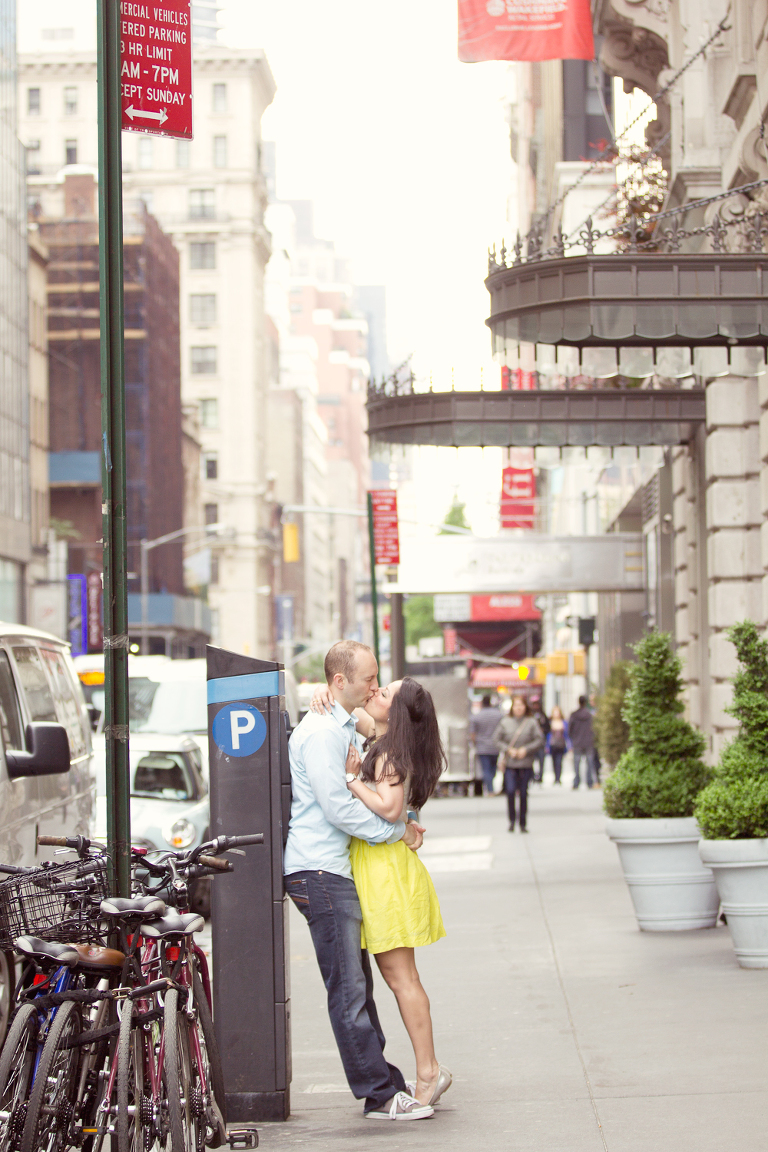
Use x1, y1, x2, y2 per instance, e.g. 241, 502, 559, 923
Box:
206, 646, 292, 1121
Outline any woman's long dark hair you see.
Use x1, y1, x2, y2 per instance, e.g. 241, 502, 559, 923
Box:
360, 677, 446, 809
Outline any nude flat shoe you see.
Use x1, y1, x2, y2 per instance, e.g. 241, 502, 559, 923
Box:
406, 1065, 453, 1107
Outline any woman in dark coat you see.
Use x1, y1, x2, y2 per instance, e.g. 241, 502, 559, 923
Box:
493, 695, 545, 832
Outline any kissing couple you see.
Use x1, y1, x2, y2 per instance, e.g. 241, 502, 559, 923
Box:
283, 640, 452, 1120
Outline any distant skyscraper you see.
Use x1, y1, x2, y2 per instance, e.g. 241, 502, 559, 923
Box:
192, 1, 221, 43
354, 285, 390, 383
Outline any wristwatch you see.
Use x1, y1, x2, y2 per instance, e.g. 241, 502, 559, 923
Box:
346, 772, 357, 783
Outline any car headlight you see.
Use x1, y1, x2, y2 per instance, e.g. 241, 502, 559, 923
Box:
164, 818, 197, 849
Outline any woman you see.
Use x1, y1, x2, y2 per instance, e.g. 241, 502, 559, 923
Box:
492, 695, 544, 832
310, 678, 451, 1108
547, 704, 569, 785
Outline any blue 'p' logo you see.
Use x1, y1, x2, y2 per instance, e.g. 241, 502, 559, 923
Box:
212, 702, 267, 758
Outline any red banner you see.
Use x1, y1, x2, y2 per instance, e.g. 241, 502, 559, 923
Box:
471, 594, 541, 620
501, 465, 536, 529
369, 490, 400, 566
458, 0, 594, 62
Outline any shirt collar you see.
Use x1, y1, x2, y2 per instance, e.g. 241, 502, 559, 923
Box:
330, 699, 356, 728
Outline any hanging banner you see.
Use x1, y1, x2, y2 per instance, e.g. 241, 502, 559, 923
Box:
458, 0, 594, 63
369, 490, 400, 566
501, 465, 536, 529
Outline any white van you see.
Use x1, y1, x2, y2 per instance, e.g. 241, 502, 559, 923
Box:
0, 622, 95, 1038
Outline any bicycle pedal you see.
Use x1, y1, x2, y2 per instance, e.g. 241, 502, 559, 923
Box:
228, 1129, 258, 1149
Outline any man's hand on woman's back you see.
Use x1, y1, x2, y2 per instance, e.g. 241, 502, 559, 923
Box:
402, 821, 426, 851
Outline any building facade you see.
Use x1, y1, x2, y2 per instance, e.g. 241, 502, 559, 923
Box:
0, 0, 31, 621
19, 47, 277, 658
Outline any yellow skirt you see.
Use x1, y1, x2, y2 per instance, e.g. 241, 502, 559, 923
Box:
350, 837, 446, 954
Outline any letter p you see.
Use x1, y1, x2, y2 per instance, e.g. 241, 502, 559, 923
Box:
230, 709, 256, 750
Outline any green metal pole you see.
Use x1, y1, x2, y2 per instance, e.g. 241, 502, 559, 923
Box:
366, 493, 380, 667
97, 0, 131, 897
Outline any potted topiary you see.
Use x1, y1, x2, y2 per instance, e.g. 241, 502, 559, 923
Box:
594, 660, 631, 771
696, 621, 768, 968
603, 631, 718, 931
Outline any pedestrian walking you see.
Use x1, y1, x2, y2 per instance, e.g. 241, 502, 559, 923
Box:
493, 695, 544, 832
547, 704, 568, 784
568, 695, 597, 789
469, 694, 503, 794
284, 641, 434, 1121
529, 695, 550, 783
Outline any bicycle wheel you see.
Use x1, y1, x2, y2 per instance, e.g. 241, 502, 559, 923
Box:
0, 1003, 38, 1149
164, 988, 197, 1152
190, 972, 226, 1147
116, 999, 147, 1152
20, 999, 82, 1152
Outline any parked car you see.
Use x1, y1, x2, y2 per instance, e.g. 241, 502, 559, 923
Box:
91, 731, 211, 915
0, 622, 95, 1042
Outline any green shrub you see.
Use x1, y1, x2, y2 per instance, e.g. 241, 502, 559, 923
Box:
694, 621, 768, 839
594, 661, 632, 769
603, 632, 709, 819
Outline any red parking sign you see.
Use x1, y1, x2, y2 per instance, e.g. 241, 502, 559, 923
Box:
120, 1, 193, 139
369, 490, 400, 566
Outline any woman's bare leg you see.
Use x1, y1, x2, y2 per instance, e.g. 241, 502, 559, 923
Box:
374, 947, 439, 1104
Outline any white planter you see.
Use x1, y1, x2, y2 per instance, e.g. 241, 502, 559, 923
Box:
698, 838, 768, 968
606, 816, 719, 931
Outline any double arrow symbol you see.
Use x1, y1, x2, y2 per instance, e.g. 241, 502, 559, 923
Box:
125, 105, 169, 126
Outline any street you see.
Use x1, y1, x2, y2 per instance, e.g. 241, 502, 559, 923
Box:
254, 784, 766, 1151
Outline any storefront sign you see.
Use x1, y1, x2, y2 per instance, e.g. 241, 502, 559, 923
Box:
87, 571, 103, 653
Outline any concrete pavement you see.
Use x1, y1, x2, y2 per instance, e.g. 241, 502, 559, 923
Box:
256, 783, 766, 1151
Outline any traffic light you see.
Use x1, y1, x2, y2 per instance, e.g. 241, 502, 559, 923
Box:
282, 522, 299, 563
578, 616, 596, 647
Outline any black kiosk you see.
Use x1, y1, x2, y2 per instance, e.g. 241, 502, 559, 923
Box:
206, 646, 292, 1122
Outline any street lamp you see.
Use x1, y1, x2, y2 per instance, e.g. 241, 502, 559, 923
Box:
140, 523, 226, 655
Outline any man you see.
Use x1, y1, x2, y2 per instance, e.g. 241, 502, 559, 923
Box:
284, 640, 433, 1121
569, 694, 596, 789
469, 694, 502, 794
529, 695, 550, 784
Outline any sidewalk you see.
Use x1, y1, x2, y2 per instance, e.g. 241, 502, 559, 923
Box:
257, 784, 766, 1151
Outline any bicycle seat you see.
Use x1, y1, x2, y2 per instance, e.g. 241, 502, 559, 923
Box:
72, 943, 126, 969
138, 912, 204, 938
15, 936, 80, 967
101, 895, 167, 918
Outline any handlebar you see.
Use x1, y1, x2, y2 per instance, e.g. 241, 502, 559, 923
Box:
0, 863, 27, 876
198, 855, 234, 873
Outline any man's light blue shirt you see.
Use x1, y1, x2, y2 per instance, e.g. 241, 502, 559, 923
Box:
283, 700, 405, 880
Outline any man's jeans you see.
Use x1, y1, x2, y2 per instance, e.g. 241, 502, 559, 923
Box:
477, 753, 497, 794
285, 870, 406, 1112
572, 749, 596, 788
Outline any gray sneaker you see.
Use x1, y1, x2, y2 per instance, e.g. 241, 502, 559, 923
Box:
366, 1091, 435, 1120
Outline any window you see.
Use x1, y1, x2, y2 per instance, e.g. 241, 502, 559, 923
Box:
65, 139, 77, 165
40, 648, 87, 758
199, 398, 218, 428
212, 83, 227, 113
190, 294, 216, 325
213, 135, 227, 168
203, 452, 218, 480
189, 188, 215, 220
204, 503, 219, 526
190, 241, 216, 270
27, 88, 41, 115
133, 752, 193, 800
0, 651, 23, 751
63, 86, 78, 115
26, 141, 41, 175
191, 346, 217, 374
176, 139, 190, 168
210, 555, 219, 584
12, 647, 57, 723
138, 136, 153, 169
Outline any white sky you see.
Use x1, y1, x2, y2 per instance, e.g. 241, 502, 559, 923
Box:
19, 0, 517, 535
